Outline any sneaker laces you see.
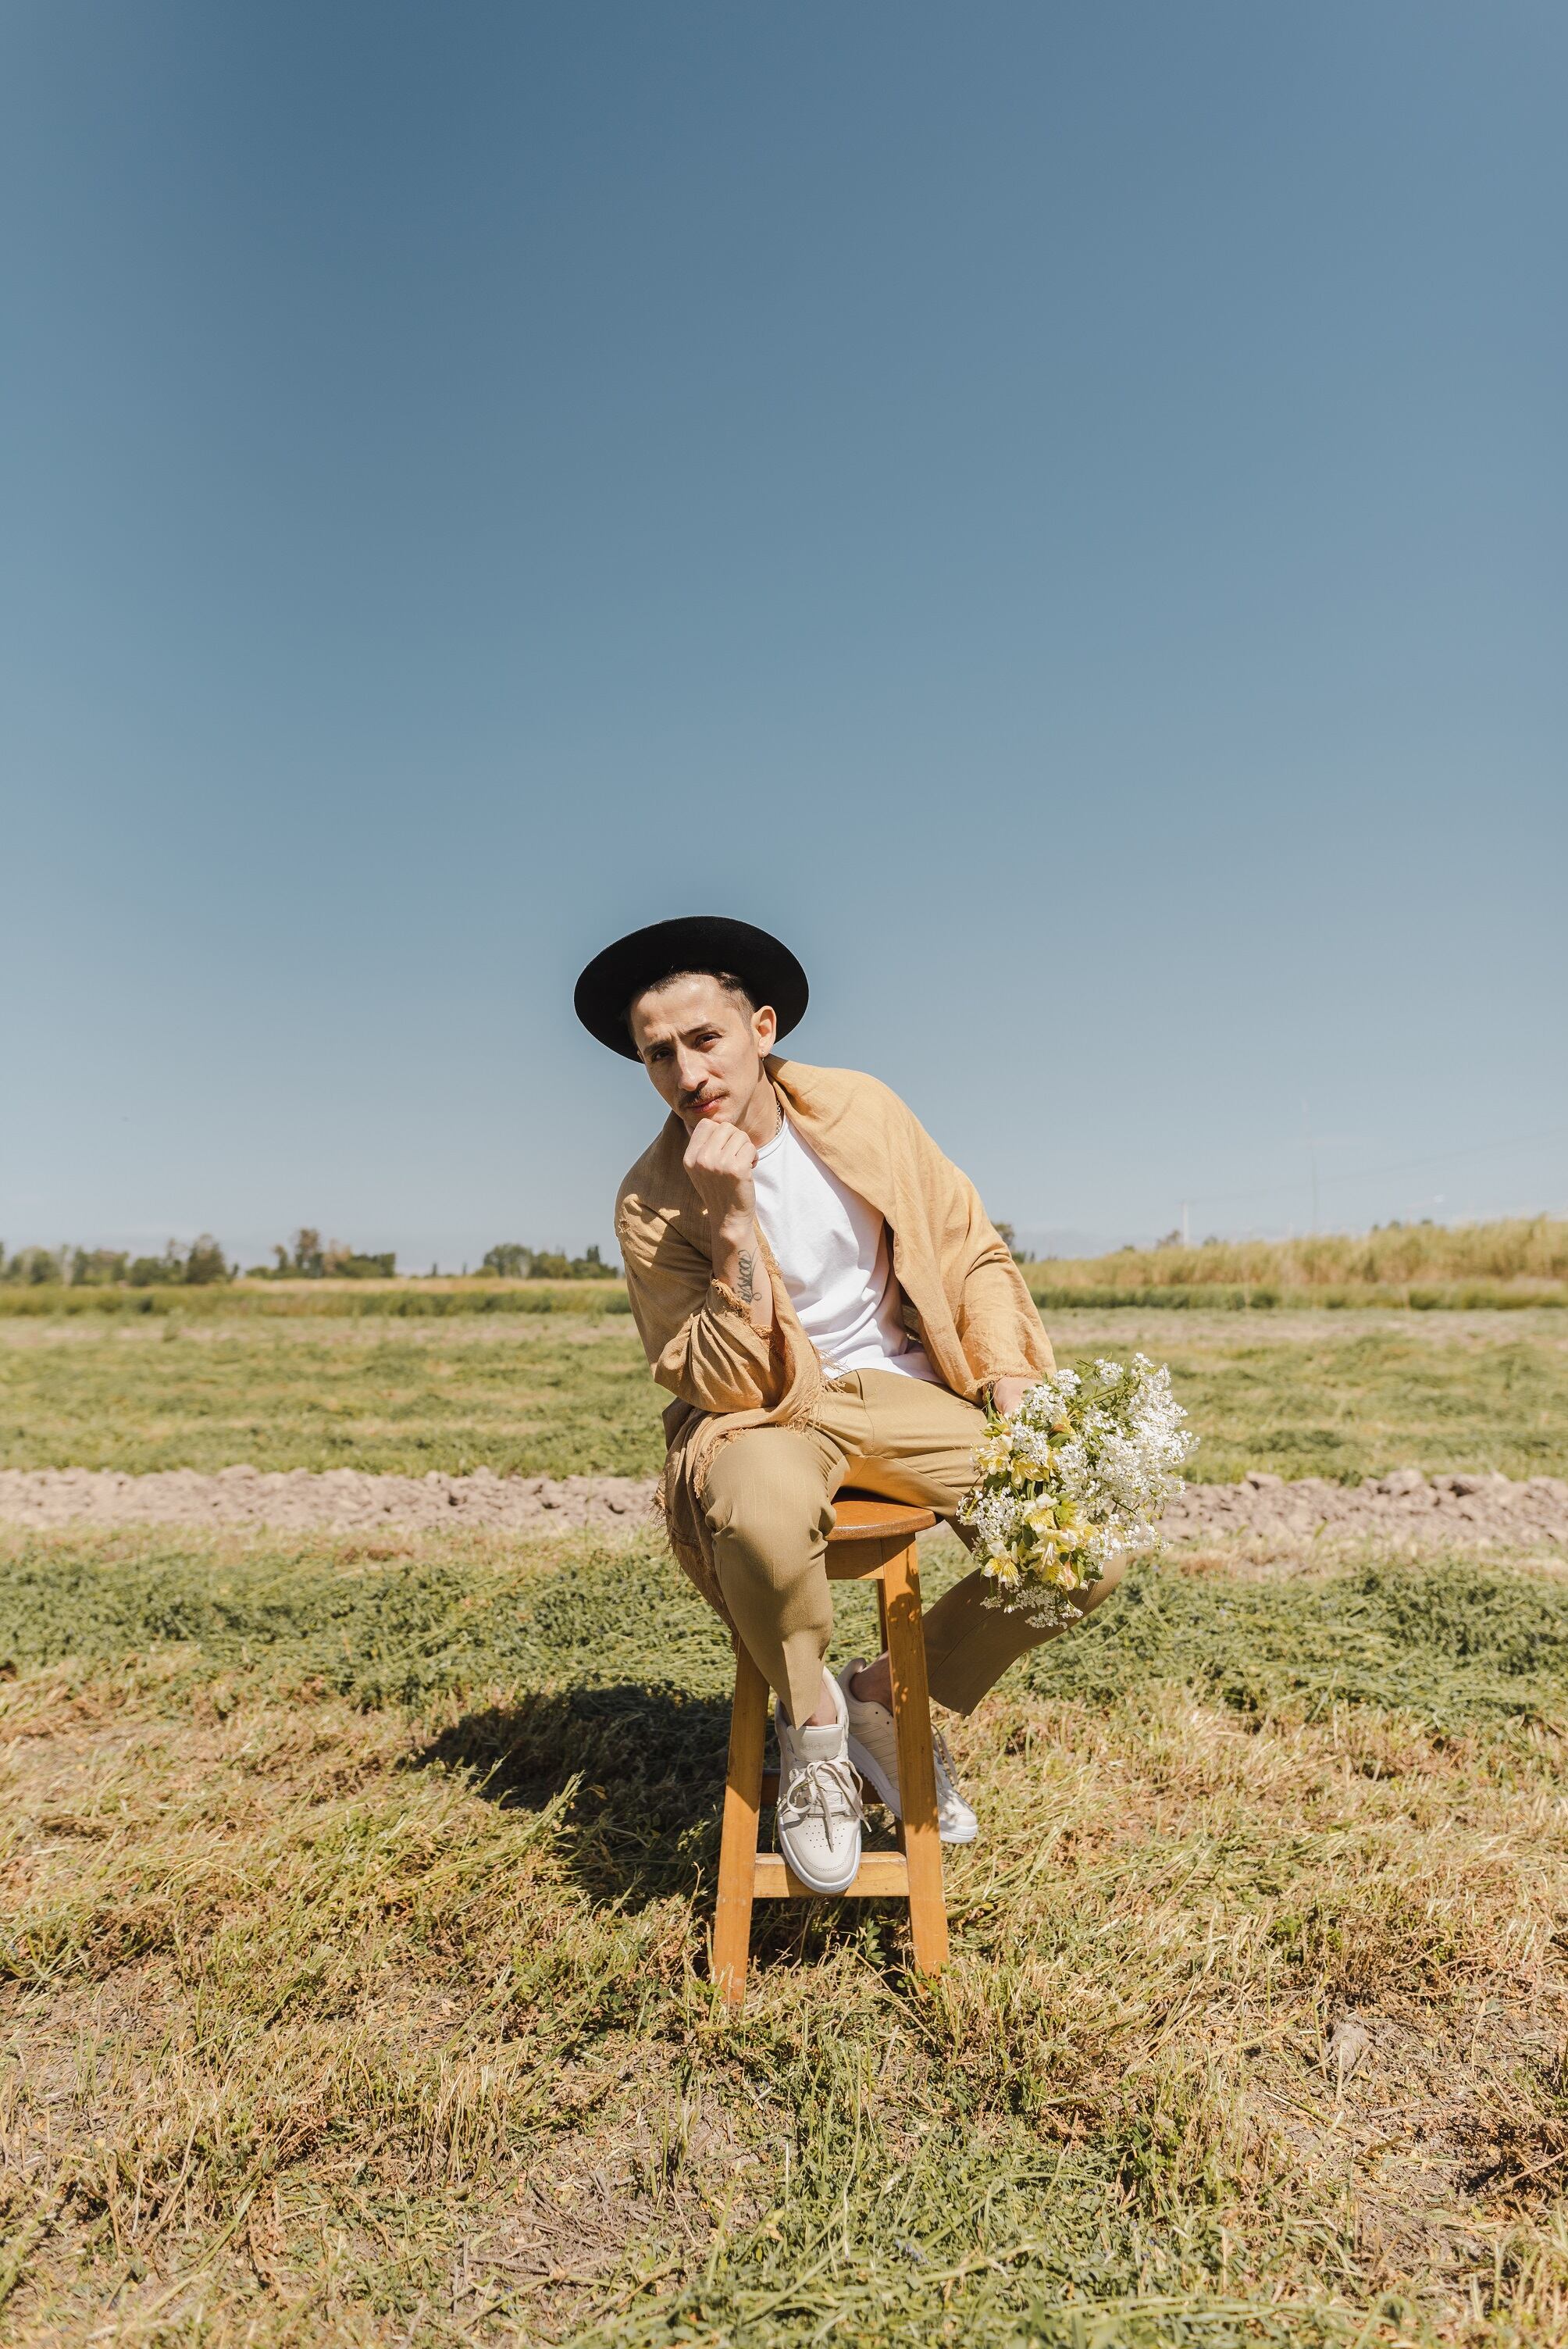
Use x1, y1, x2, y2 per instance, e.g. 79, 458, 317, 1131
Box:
778, 1754, 864, 1852
932, 1730, 964, 1806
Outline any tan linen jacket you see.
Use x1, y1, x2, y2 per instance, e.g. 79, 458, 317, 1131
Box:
615, 1057, 1054, 1624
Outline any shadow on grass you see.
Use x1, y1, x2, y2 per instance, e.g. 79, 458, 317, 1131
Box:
415, 1681, 731, 1905
413, 1684, 917, 1977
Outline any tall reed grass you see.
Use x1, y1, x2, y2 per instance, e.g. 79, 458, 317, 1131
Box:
1023, 1216, 1568, 1309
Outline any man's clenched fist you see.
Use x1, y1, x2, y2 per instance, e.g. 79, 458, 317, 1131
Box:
682, 1116, 757, 1236
682, 1116, 772, 1330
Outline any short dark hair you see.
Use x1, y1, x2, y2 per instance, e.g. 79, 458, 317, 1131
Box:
626, 966, 758, 1036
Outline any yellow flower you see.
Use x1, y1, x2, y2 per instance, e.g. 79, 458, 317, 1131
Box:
1035, 1522, 1077, 1552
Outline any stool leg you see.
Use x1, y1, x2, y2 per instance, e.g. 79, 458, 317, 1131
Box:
882, 1542, 949, 1975
713, 1645, 769, 2005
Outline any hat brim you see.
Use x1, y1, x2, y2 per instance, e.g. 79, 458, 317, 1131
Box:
574, 915, 809, 1060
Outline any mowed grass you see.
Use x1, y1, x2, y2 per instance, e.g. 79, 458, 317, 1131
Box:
0, 1316, 663, 1481
4, 1309, 1568, 1483
4, 1522, 1568, 2346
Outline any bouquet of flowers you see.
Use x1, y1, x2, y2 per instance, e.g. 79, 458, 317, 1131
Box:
959, 1355, 1193, 1627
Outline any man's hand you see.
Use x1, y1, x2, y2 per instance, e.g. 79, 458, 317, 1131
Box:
682, 1118, 773, 1334
989, 1376, 1032, 1420
682, 1116, 757, 1232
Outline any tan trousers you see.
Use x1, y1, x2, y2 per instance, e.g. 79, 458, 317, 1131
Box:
699, 1367, 1124, 1725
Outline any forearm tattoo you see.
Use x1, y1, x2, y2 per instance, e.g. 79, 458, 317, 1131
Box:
736, 1250, 757, 1307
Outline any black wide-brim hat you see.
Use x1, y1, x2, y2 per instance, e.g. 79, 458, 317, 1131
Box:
574, 915, 809, 1061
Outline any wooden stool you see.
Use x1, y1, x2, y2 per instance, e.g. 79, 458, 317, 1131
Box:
711, 1493, 949, 2005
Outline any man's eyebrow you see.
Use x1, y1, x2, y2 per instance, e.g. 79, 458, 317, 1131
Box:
637, 1019, 718, 1056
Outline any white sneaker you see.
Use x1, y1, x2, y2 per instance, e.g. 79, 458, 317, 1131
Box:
774, 1674, 864, 1894
838, 1660, 979, 1845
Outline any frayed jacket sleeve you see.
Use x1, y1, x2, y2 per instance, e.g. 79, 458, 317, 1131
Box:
616, 1189, 785, 1417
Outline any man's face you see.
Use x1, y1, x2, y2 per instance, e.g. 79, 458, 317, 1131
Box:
628, 972, 777, 1132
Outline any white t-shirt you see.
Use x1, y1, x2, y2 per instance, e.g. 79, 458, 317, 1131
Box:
750, 1115, 939, 1385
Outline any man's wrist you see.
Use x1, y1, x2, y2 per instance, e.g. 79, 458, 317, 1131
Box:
715, 1214, 767, 1321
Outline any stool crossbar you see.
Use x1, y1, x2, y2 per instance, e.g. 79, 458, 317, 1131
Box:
712, 1493, 948, 2005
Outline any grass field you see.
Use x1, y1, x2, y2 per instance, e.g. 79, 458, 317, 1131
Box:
4, 1305, 1568, 2344
7, 1216, 1566, 1321
0, 1281, 633, 1321
4, 1307, 1568, 1485
4, 1521, 1568, 2346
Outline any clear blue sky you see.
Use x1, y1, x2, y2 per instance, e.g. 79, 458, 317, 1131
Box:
3, 2, 1563, 1268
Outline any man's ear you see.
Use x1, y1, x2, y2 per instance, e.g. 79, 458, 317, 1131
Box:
753, 1002, 778, 1053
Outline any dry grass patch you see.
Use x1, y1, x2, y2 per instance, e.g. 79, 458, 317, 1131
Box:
2, 1521, 1567, 2343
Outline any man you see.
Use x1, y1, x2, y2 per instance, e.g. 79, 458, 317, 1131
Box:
576, 915, 1125, 1895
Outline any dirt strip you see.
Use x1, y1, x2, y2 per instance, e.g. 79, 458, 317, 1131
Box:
2, 1463, 1566, 1552
0, 1466, 652, 1534
1162, 1466, 1568, 1552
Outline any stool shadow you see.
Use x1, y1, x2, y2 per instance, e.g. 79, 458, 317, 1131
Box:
412, 1682, 735, 1911
412, 1684, 910, 1964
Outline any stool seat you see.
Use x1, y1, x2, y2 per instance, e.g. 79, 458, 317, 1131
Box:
712, 1488, 949, 2005
828, 1494, 936, 1550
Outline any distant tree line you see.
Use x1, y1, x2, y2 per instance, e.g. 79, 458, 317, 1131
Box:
479, 1242, 618, 1281
251, 1228, 397, 1279
0, 1238, 231, 1287
1, 1229, 621, 1285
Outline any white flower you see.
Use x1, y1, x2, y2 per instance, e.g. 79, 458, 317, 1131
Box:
961, 1353, 1192, 1619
